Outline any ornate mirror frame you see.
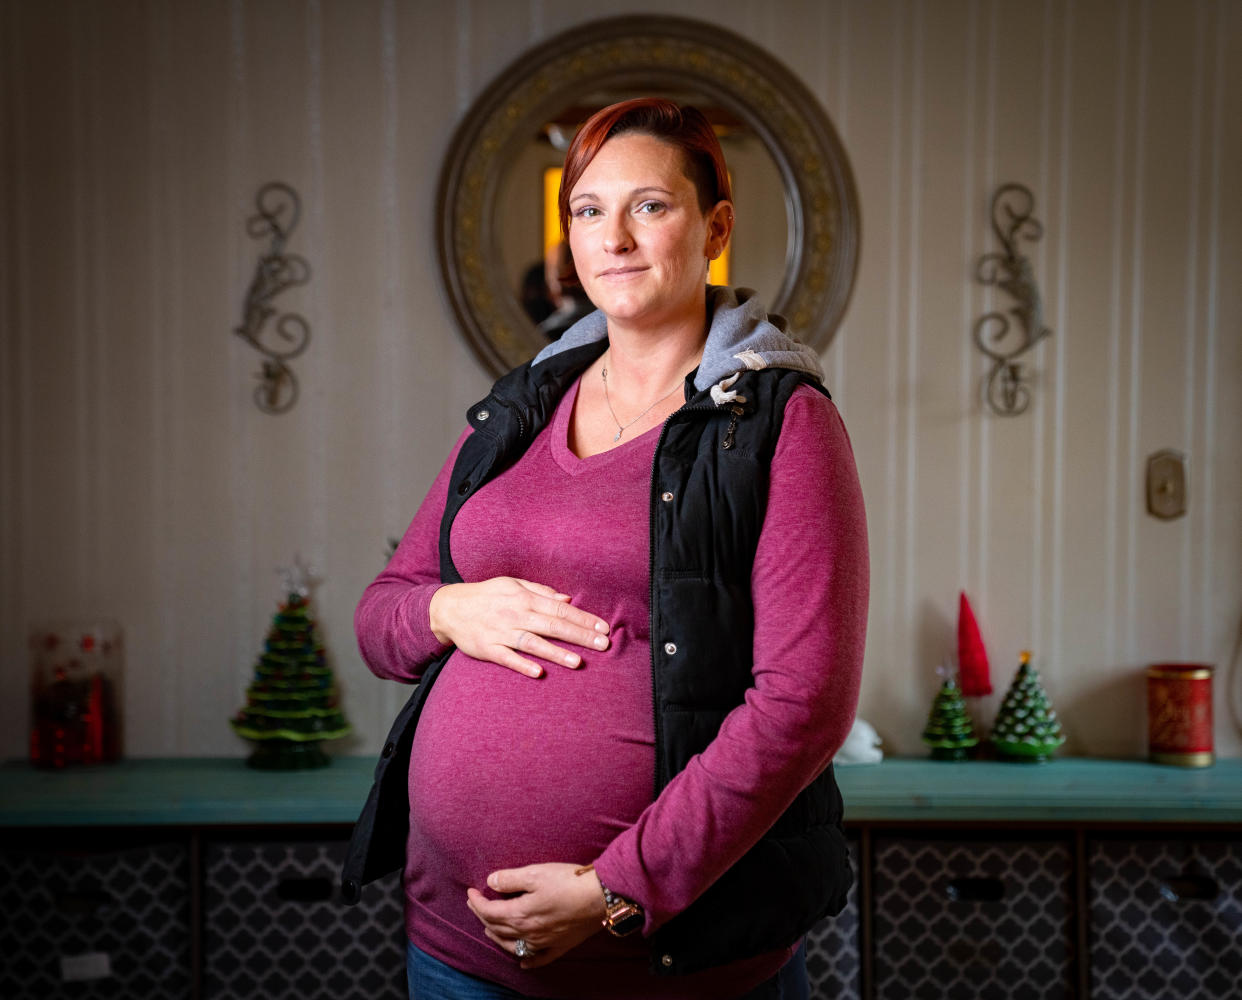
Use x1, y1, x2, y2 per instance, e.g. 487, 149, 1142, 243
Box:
437, 15, 861, 378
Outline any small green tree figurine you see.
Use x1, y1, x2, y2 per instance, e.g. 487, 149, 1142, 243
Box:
990, 650, 1065, 762
922, 672, 979, 760
230, 560, 351, 769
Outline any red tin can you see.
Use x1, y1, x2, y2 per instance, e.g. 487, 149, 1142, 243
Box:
1147, 663, 1214, 767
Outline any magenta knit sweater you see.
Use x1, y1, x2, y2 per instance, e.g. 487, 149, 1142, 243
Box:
354, 380, 868, 999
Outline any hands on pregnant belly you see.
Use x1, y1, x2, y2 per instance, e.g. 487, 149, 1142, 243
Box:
420, 576, 636, 968
428, 577, 612, 678
466, 862, 609, 969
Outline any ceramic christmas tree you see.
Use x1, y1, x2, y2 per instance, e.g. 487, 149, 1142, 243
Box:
921, 672, 979, 761
230, 559, 351, 769
990, 650, 1065, 762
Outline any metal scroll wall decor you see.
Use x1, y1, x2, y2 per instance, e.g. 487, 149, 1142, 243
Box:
972, 183, 1051, 416
234, 182, 311, 414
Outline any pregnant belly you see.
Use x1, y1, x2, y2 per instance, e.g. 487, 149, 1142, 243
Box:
406, 647, 655, 893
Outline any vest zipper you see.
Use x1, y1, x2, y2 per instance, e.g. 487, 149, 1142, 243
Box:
721, 405, 744, 450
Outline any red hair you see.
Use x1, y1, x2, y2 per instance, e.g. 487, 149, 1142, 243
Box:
557, 98, 732, 240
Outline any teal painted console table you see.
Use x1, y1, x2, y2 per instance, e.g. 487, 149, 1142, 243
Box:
2, 757, 1239, 1000
3, 755, 1239, 827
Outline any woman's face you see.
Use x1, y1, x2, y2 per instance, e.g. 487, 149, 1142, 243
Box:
567, 133, 731, 333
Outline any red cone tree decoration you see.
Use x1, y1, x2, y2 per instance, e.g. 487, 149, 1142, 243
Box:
957, 591, 993, 697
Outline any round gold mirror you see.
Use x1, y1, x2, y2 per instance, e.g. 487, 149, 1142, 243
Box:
437, 15, 860, 378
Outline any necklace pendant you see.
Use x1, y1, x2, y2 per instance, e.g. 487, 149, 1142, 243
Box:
613, 430, 623, 442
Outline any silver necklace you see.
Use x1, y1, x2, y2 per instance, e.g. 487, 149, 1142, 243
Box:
600, 359, 685, 442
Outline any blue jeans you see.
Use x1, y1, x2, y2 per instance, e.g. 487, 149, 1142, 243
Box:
406, 940, 809, 1000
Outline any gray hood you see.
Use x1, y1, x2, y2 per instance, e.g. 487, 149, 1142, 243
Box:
530, 286, 823, 401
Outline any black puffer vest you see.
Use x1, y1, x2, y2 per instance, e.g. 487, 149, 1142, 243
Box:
341, 342, 852, 976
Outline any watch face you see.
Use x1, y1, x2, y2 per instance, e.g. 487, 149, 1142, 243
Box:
608, 903, 644, 937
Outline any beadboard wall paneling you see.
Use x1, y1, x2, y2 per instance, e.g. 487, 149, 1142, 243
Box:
0, 2, 21, 759
1, 0, 1239, 761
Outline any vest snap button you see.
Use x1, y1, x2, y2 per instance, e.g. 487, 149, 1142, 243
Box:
457, 480, 472, 496
476, 408, 490, 421
661, 954, 673, 967
661, 491, 674, 502
664, 642, 677, 656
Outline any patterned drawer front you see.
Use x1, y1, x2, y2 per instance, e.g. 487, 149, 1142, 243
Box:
1089, 837, 1242, 1000
872, 836, 1074, 1000
203, 839, 404, 1000
805, 835, 862, 1000
0, 840, 191, 999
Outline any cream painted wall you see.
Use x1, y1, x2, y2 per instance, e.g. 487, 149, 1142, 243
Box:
2, 0, 1240, 761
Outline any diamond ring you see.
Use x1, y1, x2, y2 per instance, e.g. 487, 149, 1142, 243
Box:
514, 939, 533, 960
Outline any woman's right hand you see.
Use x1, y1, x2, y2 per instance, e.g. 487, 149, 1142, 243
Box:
428, 578, 610, 678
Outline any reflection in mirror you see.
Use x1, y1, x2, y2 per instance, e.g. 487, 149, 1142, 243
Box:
437, 15, 859, 378
496, 92, 789, 344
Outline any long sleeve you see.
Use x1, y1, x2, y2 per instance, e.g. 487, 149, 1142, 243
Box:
592, 387, 869, 931
353, 430, 471, 683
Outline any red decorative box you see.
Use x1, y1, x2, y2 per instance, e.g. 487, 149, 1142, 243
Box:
29, 620, 124, 767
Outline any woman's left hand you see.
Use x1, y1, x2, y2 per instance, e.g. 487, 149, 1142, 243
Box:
466, 862, 609, 969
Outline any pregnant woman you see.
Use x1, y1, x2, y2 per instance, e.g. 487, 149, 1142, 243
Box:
345, 97, 869, 1000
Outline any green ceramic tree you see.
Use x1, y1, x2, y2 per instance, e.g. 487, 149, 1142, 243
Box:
990, 650, 1065, 762
921, 673, 979, 761
230, 561, 350, 769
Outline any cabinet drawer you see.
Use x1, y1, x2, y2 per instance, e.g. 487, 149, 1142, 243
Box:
1089, 837, 1242, 1000
202, 838, 404, 1000
872, 835, 1074, 1000
0, 839, 191, 999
